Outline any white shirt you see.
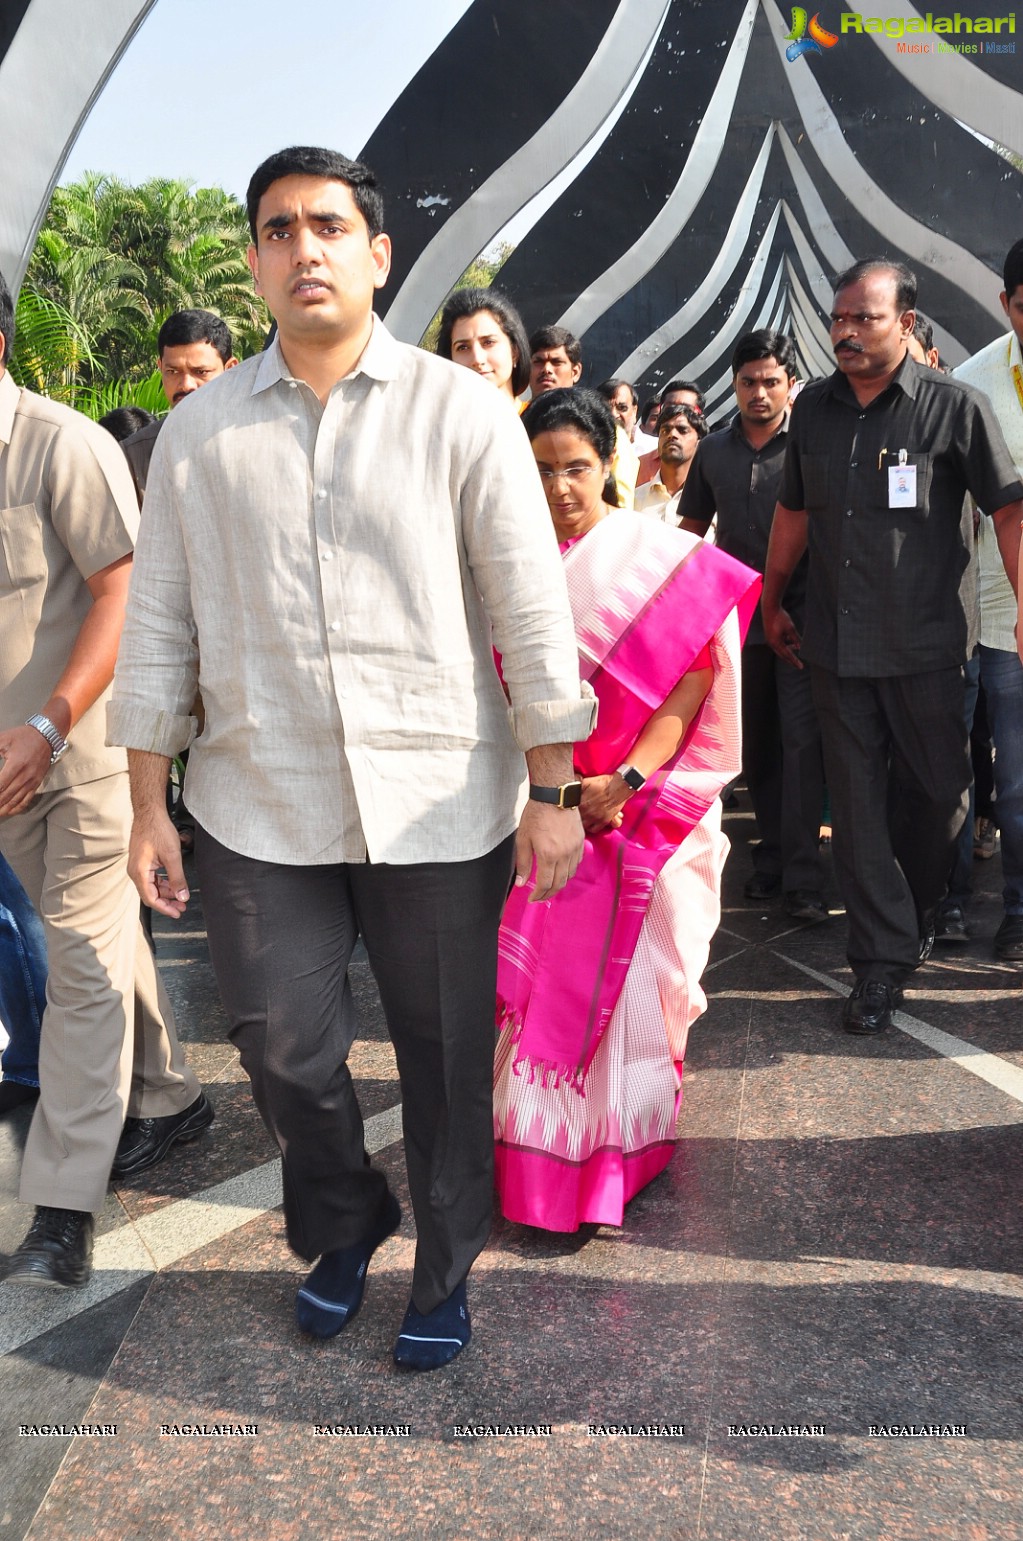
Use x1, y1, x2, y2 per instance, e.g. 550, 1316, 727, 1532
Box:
108, 320, 595, 865
954, 332, 1022, 653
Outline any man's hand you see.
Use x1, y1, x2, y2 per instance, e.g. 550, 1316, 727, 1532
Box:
513, 799, 585, 902
128, 806, 190, 919
763, 605, 804, 669
579, 773, 628, 835
0, 725, 54, 816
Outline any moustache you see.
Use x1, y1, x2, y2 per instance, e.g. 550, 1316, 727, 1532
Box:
835, 341, 864, 355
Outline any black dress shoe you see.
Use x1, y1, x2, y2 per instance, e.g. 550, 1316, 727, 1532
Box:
994, 914, 1023, 962
110, 1092, 215, 1179
6, 1206, 94, 1288
784, 890, 829, 923
842, 980, 902, 1036
917, 917, 936, 966
0, 1081, 40, 1116
744, 872, 782, 902
935, 903, 969, 944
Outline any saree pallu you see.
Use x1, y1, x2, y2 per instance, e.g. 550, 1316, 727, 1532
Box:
494, 512, 759, 1230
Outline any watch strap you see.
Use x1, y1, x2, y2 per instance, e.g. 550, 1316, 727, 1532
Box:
25, 713, 69, 765
528, 781, 583, 809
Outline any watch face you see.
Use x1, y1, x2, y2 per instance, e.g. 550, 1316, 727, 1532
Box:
561, 781, 583, 808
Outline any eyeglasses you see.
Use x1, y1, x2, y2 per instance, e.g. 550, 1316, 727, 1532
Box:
536, 464, 600, 484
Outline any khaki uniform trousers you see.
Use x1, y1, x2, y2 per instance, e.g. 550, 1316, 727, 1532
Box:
0, 771, 199, 1212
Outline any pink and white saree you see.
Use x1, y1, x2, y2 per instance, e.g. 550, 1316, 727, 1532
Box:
494, 511, 759, 1231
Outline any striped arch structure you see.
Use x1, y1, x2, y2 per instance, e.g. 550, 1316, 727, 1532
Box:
363, 0, 1023, 411
3, 0, 1022, 413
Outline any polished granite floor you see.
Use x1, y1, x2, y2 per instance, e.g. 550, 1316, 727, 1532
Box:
2, 800, 1022, 1540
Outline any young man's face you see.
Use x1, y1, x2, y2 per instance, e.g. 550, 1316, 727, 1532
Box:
530, 346, 582, 395
733, 356, 792, 430
158, 342, 235, 407
247, 175, 391, 344
1000, 284, 1023, 349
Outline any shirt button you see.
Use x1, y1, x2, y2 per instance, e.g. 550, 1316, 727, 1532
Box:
841, 606, 850, 615
850, 462, 858, 469
329, 621, 341, 632
316, 489, 327, 501
844, 558, 851, 567
846, 509, 853, 517
321, 550, 333, 561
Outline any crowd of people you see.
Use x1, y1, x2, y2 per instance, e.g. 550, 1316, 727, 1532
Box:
1, 144, 1021, 1374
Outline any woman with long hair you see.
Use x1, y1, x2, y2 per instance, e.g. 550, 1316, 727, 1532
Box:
435, 286, 530, 404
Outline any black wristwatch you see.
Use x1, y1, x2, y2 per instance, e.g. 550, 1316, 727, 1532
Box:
528, 781, 583, 809
615, 763, 646, 792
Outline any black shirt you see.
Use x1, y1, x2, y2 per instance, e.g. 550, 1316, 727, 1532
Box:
779, 354, 1022, 677
680, 413, 804, 646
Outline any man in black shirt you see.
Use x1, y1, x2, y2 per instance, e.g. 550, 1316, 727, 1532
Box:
763, 259, 1023, 1034
681, 330, 826, 921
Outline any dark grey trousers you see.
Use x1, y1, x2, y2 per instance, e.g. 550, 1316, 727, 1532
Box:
194, 825, 514, 1313
741, 641, 826, 893
809, 665, 969, 986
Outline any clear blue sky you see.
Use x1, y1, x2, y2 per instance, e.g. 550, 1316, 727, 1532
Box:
62, 0, 472, 200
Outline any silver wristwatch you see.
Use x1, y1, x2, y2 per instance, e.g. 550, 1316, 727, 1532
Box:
25, 713, 70, 765
616, 763, 646, 792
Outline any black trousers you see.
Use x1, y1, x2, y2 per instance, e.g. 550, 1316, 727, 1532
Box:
741, 642, 826, 893
195, 825, 515, 1313
809, 665, 969, 986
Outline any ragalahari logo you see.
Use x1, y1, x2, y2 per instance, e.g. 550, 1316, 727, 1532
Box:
785, 8, 840, 59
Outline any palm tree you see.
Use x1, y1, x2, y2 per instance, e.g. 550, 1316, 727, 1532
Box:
10, 175, 269, 413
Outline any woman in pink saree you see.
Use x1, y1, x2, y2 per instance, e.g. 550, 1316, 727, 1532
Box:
494, 389, 760, 1231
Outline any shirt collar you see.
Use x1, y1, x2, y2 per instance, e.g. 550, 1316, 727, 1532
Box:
0, 369, 19, 446
1008, 332, 1022, 371
251, 313, 401, 397
730, 409, 790, 446
826, 349, 918, 408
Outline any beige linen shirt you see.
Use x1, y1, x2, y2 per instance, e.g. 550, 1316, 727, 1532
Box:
0, 371, 137, 788
108, 320, 595, 866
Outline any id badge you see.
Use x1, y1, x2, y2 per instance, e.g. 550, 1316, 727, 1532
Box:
888, 464, 917, 508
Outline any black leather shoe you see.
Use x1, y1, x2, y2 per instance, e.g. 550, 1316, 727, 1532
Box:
842, 980, 902, 1036
994, 914, 1023, 962
0, 1081, 40, 1116
917, 917, 936, 966
744, 872, 782, 902
6, 1206, 94, 1288
110, 1092, 215, 1179
784, 890, 829, 923
935, 904, 969, 944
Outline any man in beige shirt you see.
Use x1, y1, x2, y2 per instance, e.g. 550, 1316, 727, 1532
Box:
109, 146, 595, 1371
0, 270, 207, 1290
635, 402, 708, 525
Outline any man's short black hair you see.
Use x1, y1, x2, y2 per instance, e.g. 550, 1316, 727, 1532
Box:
528, 325, 582, 367
731, 329, 797, 379
912, 313, 934, 353
246, 147, 384, 242
833, 257, 917, 313
1002, 239, 1023, 298
659, 378, 705, 412
596, 377, 637, 406
99, 406, 159, 442
157, 309, 234, 362
658, 402, 708, 440
0, 268, 14, 364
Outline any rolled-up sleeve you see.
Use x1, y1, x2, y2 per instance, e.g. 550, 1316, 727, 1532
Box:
107, 431, 200, 756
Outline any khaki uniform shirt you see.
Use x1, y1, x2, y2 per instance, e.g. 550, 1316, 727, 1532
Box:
109, 321, 595, 866
0, 370, 137, 788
